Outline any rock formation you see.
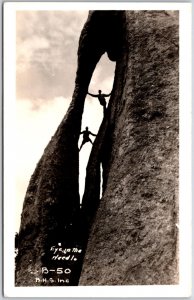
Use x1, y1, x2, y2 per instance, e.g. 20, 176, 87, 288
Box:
16, 10, 179, 286
15, 10, 124, 286
80, 10, 179, 285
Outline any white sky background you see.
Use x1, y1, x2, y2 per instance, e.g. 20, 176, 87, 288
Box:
16, 11, 115, 232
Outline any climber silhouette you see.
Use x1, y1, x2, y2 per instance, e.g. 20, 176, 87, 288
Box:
79, 127, 96, 151
87, 90, 111, 116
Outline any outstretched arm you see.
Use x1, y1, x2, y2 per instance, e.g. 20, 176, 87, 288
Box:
80, 131, 84, 135
89, 131, 97, 137
88, 92, 98, 98
104, 92, 112, 97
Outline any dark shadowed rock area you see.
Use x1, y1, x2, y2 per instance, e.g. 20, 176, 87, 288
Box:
15, 10, 179, 286
15, 11, 124, 286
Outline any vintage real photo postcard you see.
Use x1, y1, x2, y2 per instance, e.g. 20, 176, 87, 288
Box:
3, 2, 192, 298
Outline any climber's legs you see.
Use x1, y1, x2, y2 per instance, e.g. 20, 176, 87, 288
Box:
88, 138, 93, 145
79, 138, 93, 151
103, 103, 106, 116
79, 140, 85, 151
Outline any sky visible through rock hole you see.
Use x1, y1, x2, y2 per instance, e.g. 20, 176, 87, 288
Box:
16, 11, 115, 232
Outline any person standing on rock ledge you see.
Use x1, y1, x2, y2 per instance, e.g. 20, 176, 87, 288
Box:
87, 90, 111, 116
79, 126, 96, 151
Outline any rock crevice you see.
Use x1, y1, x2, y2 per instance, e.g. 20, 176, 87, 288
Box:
15, 10, 125, 286
15, 10, 179, 286
79, 10, 179, 285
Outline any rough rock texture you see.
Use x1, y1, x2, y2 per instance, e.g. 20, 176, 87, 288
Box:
15, 11, 124, 286
79, 11, 179, 285
16, 10, 179, 286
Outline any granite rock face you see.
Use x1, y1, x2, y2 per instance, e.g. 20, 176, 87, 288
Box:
15, 11, 124, 286
79, 11, 179, 285
15, 10, 179, 286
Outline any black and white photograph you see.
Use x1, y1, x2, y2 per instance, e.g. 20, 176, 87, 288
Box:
3, 2, 192, 298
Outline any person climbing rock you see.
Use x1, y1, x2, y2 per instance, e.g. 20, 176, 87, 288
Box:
79, 126, 96, 151
87, 90, 111, 116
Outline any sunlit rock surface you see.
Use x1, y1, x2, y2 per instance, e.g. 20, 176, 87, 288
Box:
15, 10, 179, 286
79, 10, 179, 285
